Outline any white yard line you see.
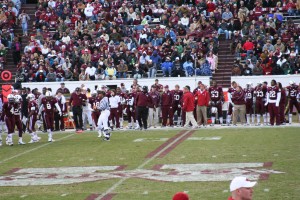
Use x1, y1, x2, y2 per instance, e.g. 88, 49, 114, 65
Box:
95, 129, 193, 200
0, 134, 74, 164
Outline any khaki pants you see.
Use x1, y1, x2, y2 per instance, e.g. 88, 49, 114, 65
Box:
185, 111, 198, 127
148, 107, 159, 127
233, 104, 246, 125
196, 105, 207, 125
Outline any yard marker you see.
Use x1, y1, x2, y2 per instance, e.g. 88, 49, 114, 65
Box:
61, 194, 68, 197
142, 191, 148, 195
242, 155, 247, 157
264, 189, 270, 192
0, 134, 74, 164
95, 130, 195, 200
20, 195, 27, 198
223, 190, 229, 193
212, 155, 217, 158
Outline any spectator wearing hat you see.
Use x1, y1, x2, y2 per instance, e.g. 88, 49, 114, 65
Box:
228, 176, 256, 200
117, 60, 128, 78
182, 85, 198, 128
132, 64, 143, 79
105, 64, 117, 80
172, 57, 184, 77
161, 57, 173, 77
139, 51, 150, 70
172, 192, 189, 200
82, 49, 91, 63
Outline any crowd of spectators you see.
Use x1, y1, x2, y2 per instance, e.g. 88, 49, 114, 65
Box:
11, 0, 300, 87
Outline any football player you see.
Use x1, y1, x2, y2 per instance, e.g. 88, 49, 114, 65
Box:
54, 91, 66, 131
27, 94, 40, 143
14, 95, 25, 145
148, 85, 160, 128
116, 87, 125, 129
1, 94, 15, 146
254, 82, 267, 125
208, 81, 224, 125
277, 82, 286, 125
39, 91, 62, 142
89, 90, 99, 129
227, 81, 237, 125
262, 81, 270, 124
265, 80, 281, 126
244, 82, 255, 125
97, 91, 111, 141
125, 88, 137, 129
286, 81, 300, 124
172, 85, 183, 126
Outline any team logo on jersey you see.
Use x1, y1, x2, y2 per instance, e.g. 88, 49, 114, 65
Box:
0, 162, 283, 186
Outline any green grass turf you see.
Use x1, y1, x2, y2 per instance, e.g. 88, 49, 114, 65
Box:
0, 127, 299, 200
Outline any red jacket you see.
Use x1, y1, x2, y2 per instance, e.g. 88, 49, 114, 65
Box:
182, 92, 195, 112
195, 89, 210, 106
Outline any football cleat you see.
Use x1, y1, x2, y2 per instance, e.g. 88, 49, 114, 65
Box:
48, 138, 54, 142
28, 139, 37, 144
127, 126, 132, 129
18, 141, 26, 145
0, 140, 2, 147
103, 137, 110, 141
98, 131, 103, 138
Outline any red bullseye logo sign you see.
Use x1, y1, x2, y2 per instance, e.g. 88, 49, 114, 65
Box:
1, 70, 12, 81
0, 162, 284, 186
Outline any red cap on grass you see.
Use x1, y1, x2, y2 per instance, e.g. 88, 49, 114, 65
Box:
173, 192, 189, 200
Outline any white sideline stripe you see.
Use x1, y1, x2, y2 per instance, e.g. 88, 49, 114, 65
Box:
95, 130, 194, 200
0, 134, 74, 164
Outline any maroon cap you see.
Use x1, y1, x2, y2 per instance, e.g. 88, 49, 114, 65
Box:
198, 81, 202, 84
164, 85, 169, 88
121, 83, 124, 86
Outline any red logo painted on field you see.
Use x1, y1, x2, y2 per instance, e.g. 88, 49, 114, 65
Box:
0, 162, 283, 186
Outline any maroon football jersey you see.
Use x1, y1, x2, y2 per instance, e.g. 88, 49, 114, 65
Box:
13, 102, 22, 116
172, 90, 183, 105
254, 86, 267, 101
125, 93, 135, 107
208, 86, 223, 101
244, 88, 254, 101
161, 91, 173, 106
2, 102, 15, 118
88, 97, 96, 107
286, 85, 298, 101
28, 100, 38, 115
41, 97, 58, 115
267, 86, 281, 100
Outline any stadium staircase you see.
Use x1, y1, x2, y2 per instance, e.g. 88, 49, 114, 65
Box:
212, 35, 235, 88
0, 4, 36, 87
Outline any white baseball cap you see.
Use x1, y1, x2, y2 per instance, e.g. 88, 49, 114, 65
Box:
230, 177, 257, 192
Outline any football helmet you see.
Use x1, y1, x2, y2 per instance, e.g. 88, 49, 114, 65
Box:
45, 91, 52, 97
7, 94, 15, 103
14, 95, 22, 103
27, 94, 35, 101
289, 80, 295, 86
211, 107, 217, 114
91, 90, 97, 97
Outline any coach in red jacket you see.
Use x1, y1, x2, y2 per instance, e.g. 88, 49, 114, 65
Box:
195, 84, 210, 126
182, 86, 198, 128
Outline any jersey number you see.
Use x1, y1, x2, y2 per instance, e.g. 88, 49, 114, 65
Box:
246, 93, 252, 98
10, 107, 14, 114
46, 103, 51, 109
211, 91, 219, 98
290, 90, 296, 97
256, 91, 263, 97
269, 91, 276, 98
174, 95, 180, 101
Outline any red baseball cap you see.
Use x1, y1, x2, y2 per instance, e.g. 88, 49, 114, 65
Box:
173, 192, 189, 200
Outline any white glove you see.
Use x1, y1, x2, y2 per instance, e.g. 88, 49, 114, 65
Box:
275, 103, 279, 107
178, 105, 181, 108
264, 102, 268, 106
129, 107, 133, 112
170, 106, 172, 109
59, 112, 62, 116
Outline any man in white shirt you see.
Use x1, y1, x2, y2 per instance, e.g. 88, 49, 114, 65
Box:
81, 87, 93, 131
85, 63, 97, 80
109, 89, 121, 129
180, 14, 189, 28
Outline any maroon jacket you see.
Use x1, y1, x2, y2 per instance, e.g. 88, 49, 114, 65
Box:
69, 92, 87, 107
135, 91, 152, 107
232, 89, 246, 105
149, 91, 160, 108
161, 90, 173, 106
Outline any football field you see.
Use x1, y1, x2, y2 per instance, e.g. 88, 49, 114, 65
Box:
0, 126, 299, 200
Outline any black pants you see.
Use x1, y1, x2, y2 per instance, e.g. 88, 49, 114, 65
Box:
54, 112, 64, 130
72, 106, 83, 130
41, 111, 47, 131
137, 106, 149, 129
